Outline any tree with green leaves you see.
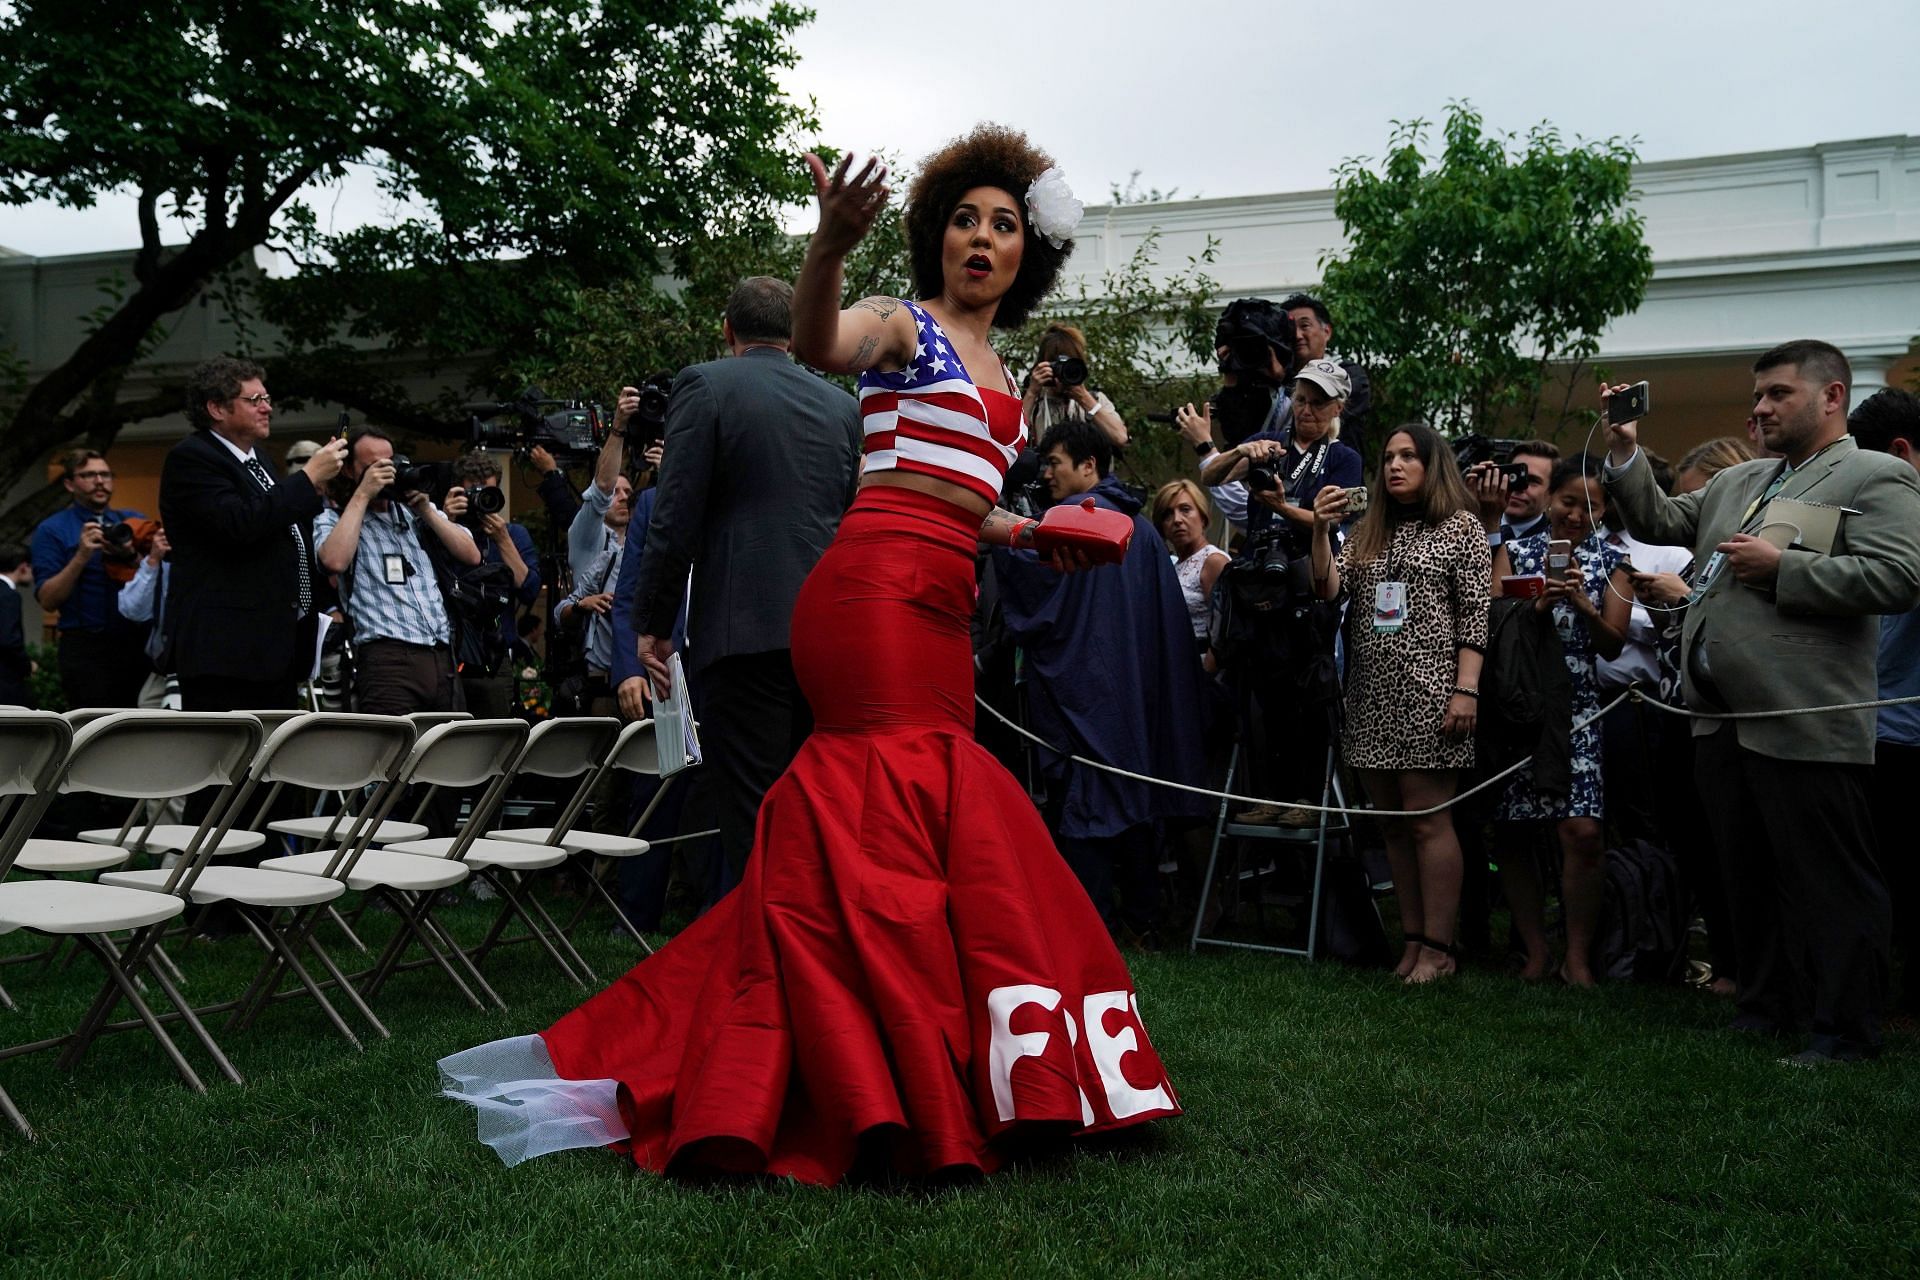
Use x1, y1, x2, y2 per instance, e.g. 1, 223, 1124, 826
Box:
1318, 103, 1654, 439
0, 0, 816, 539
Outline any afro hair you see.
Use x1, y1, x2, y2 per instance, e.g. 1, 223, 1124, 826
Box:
902, 123, 1072, 329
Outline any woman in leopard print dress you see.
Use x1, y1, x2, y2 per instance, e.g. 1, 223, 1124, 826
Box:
1310, 424, 1490, 984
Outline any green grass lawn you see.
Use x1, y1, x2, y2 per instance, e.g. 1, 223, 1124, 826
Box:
2, 900, 1915, 1278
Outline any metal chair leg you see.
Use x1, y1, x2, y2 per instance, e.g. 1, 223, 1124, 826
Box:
57, 926, 164, 1071
0, 1083, 33, 1139
0, 979, 13, 1012
136, 946, 245, 1086
234, 909, 363, 1052
482, 871, 587, 987
582, 864, 654, 955
72, 935, 207, 1094
517, 874, 599, 980
324, 904, 370, 955
420, 910, 507, 1010
302, 932, 389, 1040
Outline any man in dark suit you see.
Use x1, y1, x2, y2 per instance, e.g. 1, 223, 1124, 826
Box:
159, 357, 347, 711
1604, 340, 1920, 1063
0, 543, 34, 707
630, 276, 862, 895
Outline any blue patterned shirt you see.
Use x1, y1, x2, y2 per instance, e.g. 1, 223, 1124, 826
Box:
315, 504, 472, 647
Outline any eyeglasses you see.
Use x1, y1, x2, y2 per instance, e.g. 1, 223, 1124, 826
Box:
236, 393, 273, 407
72, 470, 113, 482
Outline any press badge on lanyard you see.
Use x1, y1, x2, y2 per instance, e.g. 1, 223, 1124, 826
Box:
1373, 581, 1408, 635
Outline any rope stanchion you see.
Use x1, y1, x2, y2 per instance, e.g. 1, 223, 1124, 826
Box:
975, 684, 1920, 822
974, 689, 1637, 820
1628, 689, 1920, 720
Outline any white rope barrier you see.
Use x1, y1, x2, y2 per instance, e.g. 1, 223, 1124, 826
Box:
974, 686, 1920, 821
1628, 690, 1920, 720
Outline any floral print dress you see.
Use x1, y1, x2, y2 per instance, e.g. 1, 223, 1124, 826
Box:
1496, 531, 1626, 821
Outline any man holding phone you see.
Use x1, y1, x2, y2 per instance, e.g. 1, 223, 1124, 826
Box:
160, 356, 346, 710
1470, 439, 1560, 551
1601, 340, 1920, 1064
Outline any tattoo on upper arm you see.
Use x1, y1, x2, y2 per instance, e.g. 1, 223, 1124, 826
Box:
850, 297, 899, 321
850, 335, 880, 371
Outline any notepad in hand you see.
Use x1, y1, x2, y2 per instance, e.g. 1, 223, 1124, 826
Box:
652, 652, 702, 778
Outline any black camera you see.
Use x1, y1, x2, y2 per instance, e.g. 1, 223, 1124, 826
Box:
1214, 298, 1295, 386
1051, 355, 1088, 387
100, 518, 136, 548
1453, 433, 1519, 470
463, 484, 506, 517
1246, 458, 1280, 494
379, 454, 444, 502
630, 373, 673, 440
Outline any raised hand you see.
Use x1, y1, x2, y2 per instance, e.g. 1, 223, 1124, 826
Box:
805, 151, 890, 258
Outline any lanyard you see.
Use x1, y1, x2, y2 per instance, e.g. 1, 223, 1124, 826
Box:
1283, 438, 1330, 496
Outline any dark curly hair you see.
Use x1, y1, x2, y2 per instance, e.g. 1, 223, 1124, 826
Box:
903, 124, 1072, 329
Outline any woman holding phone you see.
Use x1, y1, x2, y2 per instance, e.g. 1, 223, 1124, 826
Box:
1490, 455, 1632, 985
1310, 424, 1490, 983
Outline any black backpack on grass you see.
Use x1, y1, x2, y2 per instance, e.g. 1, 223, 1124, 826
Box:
1594, 838, 1689, 983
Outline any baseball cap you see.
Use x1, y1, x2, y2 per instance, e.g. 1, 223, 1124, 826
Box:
1294, 358, 1351, 401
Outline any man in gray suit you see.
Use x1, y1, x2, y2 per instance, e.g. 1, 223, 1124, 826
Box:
630, 276, 862, 897
1603, 340, 1920, 1062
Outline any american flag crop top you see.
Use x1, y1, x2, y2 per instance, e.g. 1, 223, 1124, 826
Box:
856, 299, 1027, 505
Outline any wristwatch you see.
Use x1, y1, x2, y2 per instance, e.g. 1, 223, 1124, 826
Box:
1193, 441, 1215, 458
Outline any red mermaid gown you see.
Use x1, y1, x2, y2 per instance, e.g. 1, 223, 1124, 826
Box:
440, 482, 1180, 1185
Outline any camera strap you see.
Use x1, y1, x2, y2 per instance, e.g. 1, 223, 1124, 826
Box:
1283, 439, 1330, 499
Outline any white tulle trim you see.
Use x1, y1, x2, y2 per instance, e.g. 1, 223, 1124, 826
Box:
437, 1033, 628, 1166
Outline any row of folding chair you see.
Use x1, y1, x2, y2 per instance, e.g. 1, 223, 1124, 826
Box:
0, 707, 678, 1141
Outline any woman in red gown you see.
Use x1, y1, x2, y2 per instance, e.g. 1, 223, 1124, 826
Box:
440, 124, 1180, 1185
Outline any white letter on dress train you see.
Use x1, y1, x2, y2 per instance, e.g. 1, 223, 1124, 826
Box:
986, 984, 1061, 1123
1083, 990, 1174, 1119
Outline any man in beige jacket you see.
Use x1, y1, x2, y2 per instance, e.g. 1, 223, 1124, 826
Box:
1603, 339, 1920, 1063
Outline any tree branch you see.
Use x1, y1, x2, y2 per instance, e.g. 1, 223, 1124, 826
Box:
134, 185, 163, 284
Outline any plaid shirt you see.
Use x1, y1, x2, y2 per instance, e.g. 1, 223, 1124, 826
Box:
315, 503, 472, 647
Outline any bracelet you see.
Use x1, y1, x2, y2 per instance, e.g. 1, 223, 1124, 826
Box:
1451, 686, 1479, 699
1192, 441, 1215, 458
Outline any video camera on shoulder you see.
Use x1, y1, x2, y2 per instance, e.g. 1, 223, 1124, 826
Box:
466, 388, 608, 464
1209, 299, 1298, 446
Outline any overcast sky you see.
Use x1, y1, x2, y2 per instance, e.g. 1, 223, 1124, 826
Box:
3, 0, 1915, 257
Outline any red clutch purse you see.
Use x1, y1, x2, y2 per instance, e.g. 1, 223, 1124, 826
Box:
1033, 498, 1134, 565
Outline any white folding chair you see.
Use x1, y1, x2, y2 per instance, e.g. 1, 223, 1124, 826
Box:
0, 711, 72, 1136
489, 718, 680, 950
259, 711, 468, 850
261, 719, 527, 1012
101, 714, 418, 1053
1, 712, 261, 1137
385, 716, 621, 986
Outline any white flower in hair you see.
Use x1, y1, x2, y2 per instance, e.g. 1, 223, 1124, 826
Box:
1025, 167, 1082, 249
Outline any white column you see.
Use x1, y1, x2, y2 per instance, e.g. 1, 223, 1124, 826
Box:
1848, 350, 1900, 410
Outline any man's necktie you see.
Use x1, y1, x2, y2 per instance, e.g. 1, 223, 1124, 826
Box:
244, 456, 312, 615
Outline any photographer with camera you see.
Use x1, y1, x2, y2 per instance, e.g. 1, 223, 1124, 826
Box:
452, 450, 540, 655
563, 385, 641, 581
1173, 298, 1299, 530
29, 448, 154, 709
1200, 358, 1362, 549
316, 425, 481, 714
1022, 323, 1128, 443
